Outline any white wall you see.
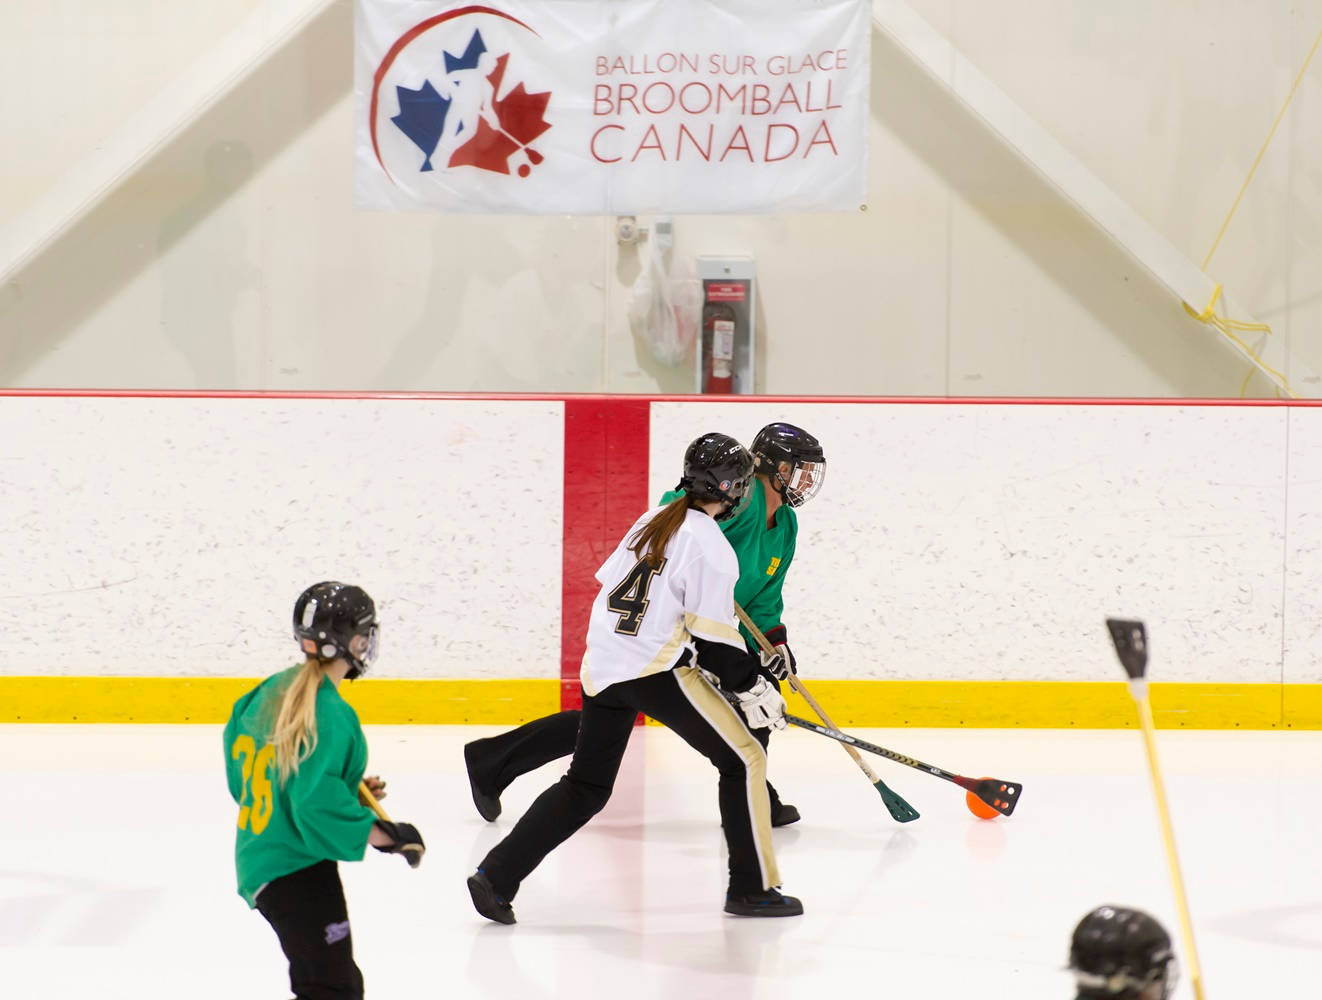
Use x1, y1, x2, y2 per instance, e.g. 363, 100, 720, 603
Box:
6, 395, 1320, 686
0, 1, 270, 224
0, 396, 564, 678
653, 400, 1308, 683
2, 1, 1319, 395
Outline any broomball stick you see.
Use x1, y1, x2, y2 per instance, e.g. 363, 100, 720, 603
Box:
358, 780, 391, 821
783, 715, 1022, 817
1105, 618, 1207, 1000
735, 604, 919, 823
735, 604, 1019, 817
359, 780, 425, 869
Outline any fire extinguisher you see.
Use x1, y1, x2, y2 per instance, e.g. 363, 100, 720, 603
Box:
701, 300, 736, 394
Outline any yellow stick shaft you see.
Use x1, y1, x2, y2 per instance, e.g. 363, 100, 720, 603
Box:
788, 675, 880, 782
733, 603, 882, 784
1134, 692, 1206, 1000
358, 780, 391, 822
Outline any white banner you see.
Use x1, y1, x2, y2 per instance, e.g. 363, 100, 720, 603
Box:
354, 0, 871, 214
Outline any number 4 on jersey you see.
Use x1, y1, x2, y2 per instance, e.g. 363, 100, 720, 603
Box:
607, 557, 667, 635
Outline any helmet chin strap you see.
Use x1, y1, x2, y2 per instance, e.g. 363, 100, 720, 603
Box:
767, 468, 792, 504
755, 456, 789, 498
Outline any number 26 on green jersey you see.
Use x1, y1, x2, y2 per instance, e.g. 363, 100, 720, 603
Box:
231, 734, 275, 835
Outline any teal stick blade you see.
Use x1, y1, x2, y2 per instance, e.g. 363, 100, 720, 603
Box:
875, 780, 920, 823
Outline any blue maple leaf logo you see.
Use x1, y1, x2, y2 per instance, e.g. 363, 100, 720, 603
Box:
443, 29, 486, 75
390, 29, 489, 171
391, 80, 449, 171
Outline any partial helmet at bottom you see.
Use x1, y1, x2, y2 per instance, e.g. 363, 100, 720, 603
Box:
1069, 905, 1177, 1000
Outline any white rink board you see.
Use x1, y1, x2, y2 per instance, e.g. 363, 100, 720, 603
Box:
1283, 406, 1322, 684
8, 396, 1322, 687
651, 401, 1302, 684
0, 397, 563, 679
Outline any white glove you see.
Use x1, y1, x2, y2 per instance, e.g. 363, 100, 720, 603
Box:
734, 675, 787, 730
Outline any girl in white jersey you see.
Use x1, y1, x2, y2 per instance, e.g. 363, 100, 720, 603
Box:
467, 433, 802, 922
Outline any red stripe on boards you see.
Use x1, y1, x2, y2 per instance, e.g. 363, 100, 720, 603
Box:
560, 400, 651, 711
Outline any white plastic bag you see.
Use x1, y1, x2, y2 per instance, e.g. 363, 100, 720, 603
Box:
627, 219, 699, 366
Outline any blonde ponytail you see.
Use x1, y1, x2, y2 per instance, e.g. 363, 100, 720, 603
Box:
272, 659, 324, 785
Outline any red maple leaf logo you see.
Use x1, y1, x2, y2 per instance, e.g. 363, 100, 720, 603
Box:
447, 54, 551, 177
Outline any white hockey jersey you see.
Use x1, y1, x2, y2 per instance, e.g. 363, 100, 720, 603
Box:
579, 506, 747, 697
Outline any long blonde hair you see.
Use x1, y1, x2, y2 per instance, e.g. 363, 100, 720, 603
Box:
271, 658, 325, 785
629, 494, 694, 567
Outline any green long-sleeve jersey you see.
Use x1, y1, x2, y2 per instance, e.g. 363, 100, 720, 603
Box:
222, 667, 376, 907
661, 475, 798, 648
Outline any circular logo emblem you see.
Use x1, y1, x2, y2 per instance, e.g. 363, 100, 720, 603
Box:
370, 9, 552, 182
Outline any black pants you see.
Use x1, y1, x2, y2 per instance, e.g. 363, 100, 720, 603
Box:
256, 860, 364, 1000
479, 665, 779, 899
468, 674, 785, 811
468, 707, 583, 794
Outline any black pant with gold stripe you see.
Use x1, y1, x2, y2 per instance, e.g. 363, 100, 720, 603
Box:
479, 664, 779, 900
466, 674, 789, 815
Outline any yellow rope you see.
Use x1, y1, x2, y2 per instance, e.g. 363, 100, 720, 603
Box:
1182, 285, 1289, 396
1202, 24, 1322, 271
1182, 24, 1321, 399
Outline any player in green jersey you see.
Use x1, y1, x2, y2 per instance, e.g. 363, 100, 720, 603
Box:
224, 581, 425, 1000
463, 422, 825, 827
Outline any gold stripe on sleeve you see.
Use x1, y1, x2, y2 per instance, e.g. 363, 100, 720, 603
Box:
685, 612, 743, 647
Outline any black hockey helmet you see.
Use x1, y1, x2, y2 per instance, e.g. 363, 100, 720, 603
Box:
751, 422, 825, 508
293, 581, 379, 680
1069, 906, 1177, 1000
678, 432, 754, 522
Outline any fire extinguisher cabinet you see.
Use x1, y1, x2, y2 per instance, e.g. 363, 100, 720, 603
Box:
696, 256, 755, 394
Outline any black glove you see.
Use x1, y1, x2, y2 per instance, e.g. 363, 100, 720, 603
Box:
372, 819, 426, 869
760, 626, 797, 680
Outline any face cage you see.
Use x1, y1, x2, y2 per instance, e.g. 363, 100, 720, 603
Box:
359, 624, 381, 668
778, 461, 825, 508
345, 624, 380, 680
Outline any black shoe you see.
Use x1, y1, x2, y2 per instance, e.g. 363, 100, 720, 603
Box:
771, 802, 801, 827
463, 742, 502, 821
724, 888, 804, 917
467, 870, 516, 924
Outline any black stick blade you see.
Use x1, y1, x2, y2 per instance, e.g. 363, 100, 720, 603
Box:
970, 778, 1021, 817
1106, 618, 1149, 680
874, 779, 920, 823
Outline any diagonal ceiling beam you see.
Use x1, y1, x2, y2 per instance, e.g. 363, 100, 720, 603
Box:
0, 0, 336, 291
872, 0, 1307, 396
